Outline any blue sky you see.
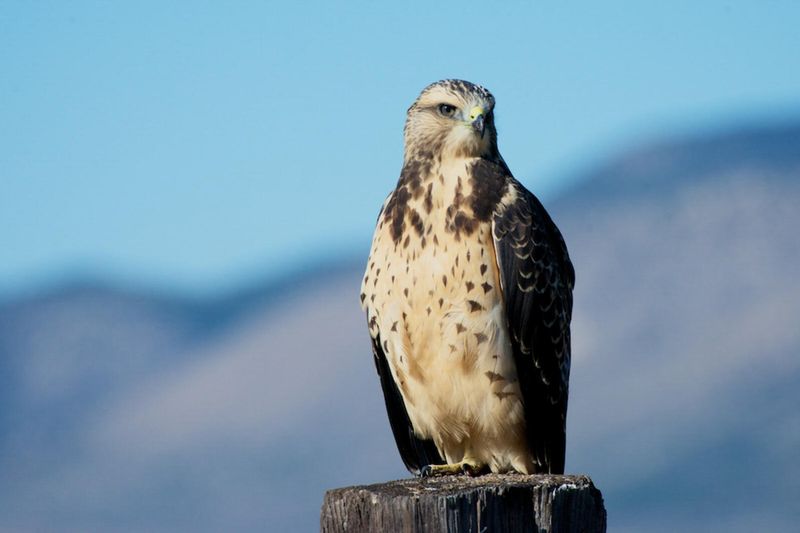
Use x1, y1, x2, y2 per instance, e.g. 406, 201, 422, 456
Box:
2, 1, 799, 296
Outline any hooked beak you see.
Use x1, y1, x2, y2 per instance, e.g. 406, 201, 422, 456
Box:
469, 106, 486, 138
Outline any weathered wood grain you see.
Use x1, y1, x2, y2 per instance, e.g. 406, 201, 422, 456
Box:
321, 474, 606, 533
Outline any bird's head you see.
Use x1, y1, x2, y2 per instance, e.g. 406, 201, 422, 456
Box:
403, 79, 498, 162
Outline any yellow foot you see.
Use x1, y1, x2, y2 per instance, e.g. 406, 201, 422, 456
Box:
420, 460, 487, 477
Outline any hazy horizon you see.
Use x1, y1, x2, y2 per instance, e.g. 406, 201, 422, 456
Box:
2, 113, 797, 304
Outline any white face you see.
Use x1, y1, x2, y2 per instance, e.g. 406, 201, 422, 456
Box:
404, 82, 497, 160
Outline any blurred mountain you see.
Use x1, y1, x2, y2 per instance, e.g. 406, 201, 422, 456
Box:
1, 121, 798, 532
551, 121, 800, 531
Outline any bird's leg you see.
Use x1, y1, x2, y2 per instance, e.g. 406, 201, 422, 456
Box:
420, 460, 488, 477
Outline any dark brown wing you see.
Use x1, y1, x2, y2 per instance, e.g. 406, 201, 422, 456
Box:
492, 181, 574, 474
370, 331, 444, 475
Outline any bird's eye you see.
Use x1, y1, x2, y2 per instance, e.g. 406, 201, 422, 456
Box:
438, 103, 457, 117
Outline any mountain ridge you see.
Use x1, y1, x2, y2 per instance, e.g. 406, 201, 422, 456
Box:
1, 119, 798, 531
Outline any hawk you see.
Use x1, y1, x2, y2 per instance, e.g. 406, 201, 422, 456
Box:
361, 80, 574, 476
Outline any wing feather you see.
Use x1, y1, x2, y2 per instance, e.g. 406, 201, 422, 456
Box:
492, 181, 574, 474
370, 332, 444, 475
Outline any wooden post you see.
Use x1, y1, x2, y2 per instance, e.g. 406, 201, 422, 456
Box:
321, 473, 606, 533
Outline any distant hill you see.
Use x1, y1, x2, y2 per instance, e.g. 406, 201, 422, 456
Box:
1, 121, 798, 532
549, 121, 800, 531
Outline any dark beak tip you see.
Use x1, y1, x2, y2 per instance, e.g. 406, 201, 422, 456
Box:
473, 116, 486, 138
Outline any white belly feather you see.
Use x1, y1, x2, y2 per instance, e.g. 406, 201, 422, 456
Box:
362, 159, 533, 474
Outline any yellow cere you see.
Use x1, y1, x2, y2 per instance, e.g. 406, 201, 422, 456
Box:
468, 106, 485, 121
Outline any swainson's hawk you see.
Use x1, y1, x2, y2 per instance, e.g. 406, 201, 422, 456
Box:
361, 80, 574, 476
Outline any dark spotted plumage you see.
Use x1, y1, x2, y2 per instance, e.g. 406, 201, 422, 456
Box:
492, 181, 574, 473
362, 79, 574, 476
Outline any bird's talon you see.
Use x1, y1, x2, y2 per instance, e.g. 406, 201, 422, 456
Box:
461, 463, 476, 476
